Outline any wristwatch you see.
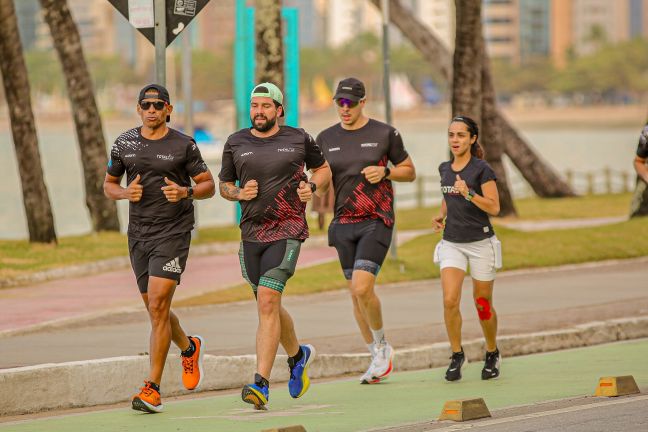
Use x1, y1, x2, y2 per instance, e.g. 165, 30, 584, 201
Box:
383, 167, 391, 180
186, 186, 194, 199
308, 181, 317, 193
465, 188, 475, 201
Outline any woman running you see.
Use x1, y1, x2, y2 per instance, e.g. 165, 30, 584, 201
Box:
432, 116, 502, 382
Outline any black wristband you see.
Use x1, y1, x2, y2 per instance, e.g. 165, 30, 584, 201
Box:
308, 181, 317, 193
383, 166, 391, 180
186, 186, 194, 199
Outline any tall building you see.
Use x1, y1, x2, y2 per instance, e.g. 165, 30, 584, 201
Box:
572, 0, 630, 55
551, 0, 573, 68
325, 0, 381, 48
417, 0, 455, 49
629, 0, 648, 38
483, 0, 520, 62
519, 0, 551, 62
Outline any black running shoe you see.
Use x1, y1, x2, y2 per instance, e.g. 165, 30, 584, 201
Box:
445, 350, 465, 382
481, 348, 501, 380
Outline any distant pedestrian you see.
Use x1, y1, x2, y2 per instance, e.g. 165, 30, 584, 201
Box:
432, 116, 502, 382
218, 82, 331, 410
104, 84, 215, 413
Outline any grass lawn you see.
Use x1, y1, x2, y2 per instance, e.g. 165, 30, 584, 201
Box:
0, 193, 637, 283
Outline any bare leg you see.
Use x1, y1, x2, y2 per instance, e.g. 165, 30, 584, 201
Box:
141, 293, 190, 352
441, 267, 466, 353
255, 286, 282, 379
473, 279, 498, 352
279, 305, 300, 357
350, 270, 384, 338
145, 276, 180, 384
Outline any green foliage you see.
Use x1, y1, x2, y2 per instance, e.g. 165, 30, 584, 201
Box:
492, 38, 648, 96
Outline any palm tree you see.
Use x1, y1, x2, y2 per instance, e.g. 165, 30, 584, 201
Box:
39, 0, 120, 232
369, 0, 575, 199
0, 0, 57, 243
255, 0, 284, 87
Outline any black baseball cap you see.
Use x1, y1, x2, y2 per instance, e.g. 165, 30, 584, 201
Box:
333, 77, 366, 102
138, 84, 171, 122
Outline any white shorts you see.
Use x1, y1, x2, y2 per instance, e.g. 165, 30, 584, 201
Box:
433, 237, 502, 281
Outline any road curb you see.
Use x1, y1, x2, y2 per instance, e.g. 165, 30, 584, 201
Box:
1, 316, 647, 417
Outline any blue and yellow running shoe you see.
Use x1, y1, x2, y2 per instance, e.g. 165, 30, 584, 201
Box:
288, 344, 316, 398
241, 376, 269, 410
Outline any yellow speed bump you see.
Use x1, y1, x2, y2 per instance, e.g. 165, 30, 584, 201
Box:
595, 376, 640, 397
261, 426, 306, 432
438, 398, 491, 422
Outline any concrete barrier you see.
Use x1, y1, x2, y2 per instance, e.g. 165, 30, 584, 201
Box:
1, 316, 647, 417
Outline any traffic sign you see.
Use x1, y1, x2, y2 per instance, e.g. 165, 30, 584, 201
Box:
108, 0, 211, 46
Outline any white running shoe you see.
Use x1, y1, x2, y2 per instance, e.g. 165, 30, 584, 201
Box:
360, 342, 394, 384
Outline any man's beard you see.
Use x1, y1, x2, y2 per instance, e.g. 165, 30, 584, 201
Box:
251, 115, 276, 132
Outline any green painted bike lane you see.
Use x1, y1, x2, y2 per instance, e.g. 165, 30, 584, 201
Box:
3, 339, 647, 432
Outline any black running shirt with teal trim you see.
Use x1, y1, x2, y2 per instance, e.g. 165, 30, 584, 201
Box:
107, 127, 208, 240
637, 124, 648, 158
316, 119, 409, 227
218, 126, 326, 242
439, 157, 496, 243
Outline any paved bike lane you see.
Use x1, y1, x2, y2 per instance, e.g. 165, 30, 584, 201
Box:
2, 339, 646, 432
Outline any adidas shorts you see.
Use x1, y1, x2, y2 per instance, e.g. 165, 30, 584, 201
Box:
128, 232, 191, 293
238, 239, 302, 294
433, 237, 501, 282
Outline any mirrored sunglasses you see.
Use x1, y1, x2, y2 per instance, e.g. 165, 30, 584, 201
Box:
335, 98, 359, 108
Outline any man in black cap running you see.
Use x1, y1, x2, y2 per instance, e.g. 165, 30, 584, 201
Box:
317, 77, 416, 384
219, 82, 331, 410
104, 84, 215, 413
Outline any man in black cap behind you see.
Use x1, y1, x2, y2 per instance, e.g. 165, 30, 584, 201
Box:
316, 77, 416, 385
104, 84, 216, 413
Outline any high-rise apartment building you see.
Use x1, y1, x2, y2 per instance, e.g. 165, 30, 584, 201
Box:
483, 0, 519, 62
572, 0, 629, 55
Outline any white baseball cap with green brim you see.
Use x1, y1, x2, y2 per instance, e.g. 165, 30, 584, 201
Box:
250, 82, 285, 117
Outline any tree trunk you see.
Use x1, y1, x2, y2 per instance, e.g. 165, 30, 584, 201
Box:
480, 32, 517, 215
0, 0, 57, 243
452, 0, 482, 122
255, 0, 284, 88
630, 177, 648, 217
40, 0, 120, 232
369, 0, 575, 198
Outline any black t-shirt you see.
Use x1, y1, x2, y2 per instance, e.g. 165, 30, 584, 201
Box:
316, 119, 409, 227
637, 124, 648, 158
439, 157, 497, 243
218, 126, 326, 242
107, 127, 208, 240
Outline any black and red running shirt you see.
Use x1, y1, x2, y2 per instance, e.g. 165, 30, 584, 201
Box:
316, 119, 409, 227
219, 126, 326, 242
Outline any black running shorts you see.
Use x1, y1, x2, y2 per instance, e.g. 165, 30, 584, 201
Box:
238, 239, 302, 294
328, 219, 392, 280
128, 232, 191, 293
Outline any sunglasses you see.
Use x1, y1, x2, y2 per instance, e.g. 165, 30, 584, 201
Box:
139, 100, 167, 110
335, 98, 360, 108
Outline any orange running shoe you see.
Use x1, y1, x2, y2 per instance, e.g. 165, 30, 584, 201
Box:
131, 381, 163, 413
182, 335, 204, 390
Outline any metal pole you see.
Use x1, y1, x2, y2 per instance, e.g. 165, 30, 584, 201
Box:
154, 0, 166, 85
181, 25, 198, 238
182, 29, 193, 137
381, 0, 399, 263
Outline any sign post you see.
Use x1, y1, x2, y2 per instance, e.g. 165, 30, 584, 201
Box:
154, 0, 166, 85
